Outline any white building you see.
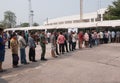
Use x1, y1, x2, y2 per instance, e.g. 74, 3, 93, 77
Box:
44, 8, 107, 26
4, 8, 120, 31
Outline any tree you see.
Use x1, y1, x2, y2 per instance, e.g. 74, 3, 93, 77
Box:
33, 22, 39, 26
4, 11, 16, 28
20, 23, 29, 27
0, 21, 6, 29
104, 0, 120, 20
0, 21, 4, 28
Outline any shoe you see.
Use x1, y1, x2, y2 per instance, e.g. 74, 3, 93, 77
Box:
24, 62, 30, 65
32, 60, 37, 62
57, 54, 60, 56
56, 53, 60, 55
29, 59, 32, 61
41, 58, 48, 61
13, 65, 19, 68
53, 56, 58, 58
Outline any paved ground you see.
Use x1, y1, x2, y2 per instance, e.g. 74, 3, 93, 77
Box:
1, 43, 120, 83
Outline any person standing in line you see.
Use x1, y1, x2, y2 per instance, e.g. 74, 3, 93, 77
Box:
57, 32, 65, 54
116, 31, 120, 43
28, 32, 37, 62
47, 32, 51, 43
3, 32, 8, 43
50, 31, 57, 58
8, 31, 12, 49
107, 31, 111, 43
25, 31, 29, 44
97, 32, 100, 45
35, 31, 39, 45
63, 32, 69, 52
84, 32, 89, 48
40, 31, 48, 61
78, 31, 84, 49
0, 28, 7, 72
10, 33, 19, 68
111, 31, 115, 43
55, 32, 60, 55
72, 31, 78, 50
104, 31, 109, 43
99, 31, 104, 44
94, 31, 98, 46
68, 31, 73, 51
18, 31, 29, 64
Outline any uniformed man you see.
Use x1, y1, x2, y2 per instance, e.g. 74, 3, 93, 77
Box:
40, 31, 47, 61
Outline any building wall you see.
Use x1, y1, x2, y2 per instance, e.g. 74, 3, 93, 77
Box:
44, 8, 106, 26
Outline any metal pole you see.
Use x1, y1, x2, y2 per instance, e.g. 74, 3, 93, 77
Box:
28, 0, 32, 27
80, 0, 83, 22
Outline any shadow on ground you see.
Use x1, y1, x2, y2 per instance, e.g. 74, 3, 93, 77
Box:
0, 78, 8, 83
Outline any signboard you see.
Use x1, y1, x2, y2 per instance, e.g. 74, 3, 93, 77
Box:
68, 28, 78, 33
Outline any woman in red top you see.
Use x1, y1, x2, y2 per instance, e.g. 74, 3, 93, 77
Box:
57, 32, 65, 54
78, 31, 83, 49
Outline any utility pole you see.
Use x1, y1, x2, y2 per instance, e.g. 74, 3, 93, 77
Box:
80, 0, 83, 22
28, 0, 34, 27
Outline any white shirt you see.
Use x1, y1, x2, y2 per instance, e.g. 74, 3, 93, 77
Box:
99, 32, 103, 39
18, 35, 26, 48
111, 31, 115, 38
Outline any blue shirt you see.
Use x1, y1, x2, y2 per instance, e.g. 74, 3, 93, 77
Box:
0, 36, 5, 50
28, 36, 36, 48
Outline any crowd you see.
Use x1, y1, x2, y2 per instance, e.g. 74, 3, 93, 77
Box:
0, 27, 120, 73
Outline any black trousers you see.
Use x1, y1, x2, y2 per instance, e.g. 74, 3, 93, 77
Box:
56, 44, 59, 55
8, 40, 10, 49
59, 44, 64, 54
72, 42, 76, 50
89, 39, 93, 48
29, 48, 35, 61
64, 41, 68, 52
12, 54, 19, 66
41, 45, 46, 59
69, 41, 73, 51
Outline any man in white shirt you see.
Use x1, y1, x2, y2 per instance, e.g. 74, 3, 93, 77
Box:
18, 31, 29, 64
99, 31, 103, 44
111, 31, 115, 43
47, 32, 51, 43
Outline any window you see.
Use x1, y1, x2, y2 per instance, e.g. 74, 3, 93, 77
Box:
73, 20, 80, 23
65, 21, 72, 24
59, 22, 64, 24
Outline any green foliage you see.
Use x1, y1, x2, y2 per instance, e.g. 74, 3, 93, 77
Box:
33, 23, 39, 26
0, 21, 7, 29
0, 23, 4, 28
20, 23, 29, 27
4, 11, 16, 28
104, 0, 120, 20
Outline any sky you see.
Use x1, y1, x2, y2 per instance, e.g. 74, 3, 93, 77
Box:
0, 0, 114, 25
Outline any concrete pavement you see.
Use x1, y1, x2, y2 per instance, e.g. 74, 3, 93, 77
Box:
1, 43, 120, 83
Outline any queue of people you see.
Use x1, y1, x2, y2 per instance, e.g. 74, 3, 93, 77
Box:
1, 27, 120, 73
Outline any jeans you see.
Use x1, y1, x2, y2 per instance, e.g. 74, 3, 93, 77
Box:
0, 50, 5, 62
20, 48, 27, 64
